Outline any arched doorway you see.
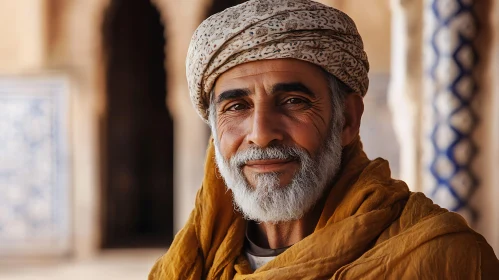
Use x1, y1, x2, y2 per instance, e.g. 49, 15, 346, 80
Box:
102, 0, 173, 248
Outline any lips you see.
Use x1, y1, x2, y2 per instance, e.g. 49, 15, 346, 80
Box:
244, 158, 297, 172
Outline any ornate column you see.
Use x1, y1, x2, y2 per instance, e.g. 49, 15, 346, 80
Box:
422, 0, 480, 223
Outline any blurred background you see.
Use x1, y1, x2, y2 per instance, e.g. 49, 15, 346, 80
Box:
0, 0, 498, 279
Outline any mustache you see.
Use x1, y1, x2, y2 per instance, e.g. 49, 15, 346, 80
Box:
229, 145, 308, 168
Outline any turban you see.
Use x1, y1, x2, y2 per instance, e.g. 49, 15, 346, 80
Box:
186, 0, 370, 121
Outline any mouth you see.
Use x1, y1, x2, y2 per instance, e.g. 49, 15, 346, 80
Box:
243, 158, 297, 172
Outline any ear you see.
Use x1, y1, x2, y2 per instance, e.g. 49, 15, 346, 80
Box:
341, 94, 364, 146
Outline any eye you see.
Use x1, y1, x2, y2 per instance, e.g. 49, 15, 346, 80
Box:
284, 98, 306, 105
226, 103, 249, 111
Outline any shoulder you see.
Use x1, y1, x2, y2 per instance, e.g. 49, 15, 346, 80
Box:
377, 192, 499, 278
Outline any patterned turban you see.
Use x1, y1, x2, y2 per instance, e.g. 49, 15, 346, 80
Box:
187, 0, 370, 121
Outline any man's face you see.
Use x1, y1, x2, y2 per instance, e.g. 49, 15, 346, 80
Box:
211, 59, 344, 222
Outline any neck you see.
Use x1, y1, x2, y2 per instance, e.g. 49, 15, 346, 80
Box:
248, 194, 327, 249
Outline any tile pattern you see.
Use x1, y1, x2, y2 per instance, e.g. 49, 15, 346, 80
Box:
423, 0, 479, 223
0, 77, 71, 256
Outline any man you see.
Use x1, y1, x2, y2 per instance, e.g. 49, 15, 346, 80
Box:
150, 0, 499, 278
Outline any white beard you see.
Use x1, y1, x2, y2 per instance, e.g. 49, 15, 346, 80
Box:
212, 124, 343, 223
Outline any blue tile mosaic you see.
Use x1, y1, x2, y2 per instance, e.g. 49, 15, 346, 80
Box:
0, 77, 71, 256
425, 0, 479, 223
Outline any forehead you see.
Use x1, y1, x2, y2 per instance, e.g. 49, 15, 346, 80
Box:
213, 59, 328, 95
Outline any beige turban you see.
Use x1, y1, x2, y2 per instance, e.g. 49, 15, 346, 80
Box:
186, 0, 370, 121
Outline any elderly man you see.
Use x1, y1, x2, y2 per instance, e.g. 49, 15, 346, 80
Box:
149, 0, 499, 279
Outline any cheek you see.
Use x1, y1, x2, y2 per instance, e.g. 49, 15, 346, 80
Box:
281, 106, 331, 155
285, 121, 324, 155
217, 117, 248, 159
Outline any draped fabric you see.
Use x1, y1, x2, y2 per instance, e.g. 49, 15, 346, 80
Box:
186, 0, 370, 122
149, 137, 499, 279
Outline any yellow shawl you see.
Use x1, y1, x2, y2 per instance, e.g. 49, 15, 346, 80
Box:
149, 137, 498, 279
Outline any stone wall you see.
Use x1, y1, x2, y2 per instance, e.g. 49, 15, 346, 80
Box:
0, 0, 47, 73
1, 0, 497, 258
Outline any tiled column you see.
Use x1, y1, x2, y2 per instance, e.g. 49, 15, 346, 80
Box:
422, 0, 480, 223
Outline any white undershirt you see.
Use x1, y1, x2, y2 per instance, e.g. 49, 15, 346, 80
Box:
244, 221, 291, 271
245, 252, 276, 270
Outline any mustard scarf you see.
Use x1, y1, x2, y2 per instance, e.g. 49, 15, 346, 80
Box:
149, 137, 498, 279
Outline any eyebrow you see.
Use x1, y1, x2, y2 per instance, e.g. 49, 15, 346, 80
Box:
216, 88, 250, 104
215, 82, 316, 104
270, 82, 316, 98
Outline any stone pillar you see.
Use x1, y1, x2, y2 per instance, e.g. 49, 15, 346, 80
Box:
471, 0, 498, 254
388, 0, 423, 191
49, 0, 112, 258
421, 0, 482, 224
156, 0, 211, 233
490, 0, 499, 253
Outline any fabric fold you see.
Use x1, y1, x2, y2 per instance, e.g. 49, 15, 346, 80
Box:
150, 134, 498, 279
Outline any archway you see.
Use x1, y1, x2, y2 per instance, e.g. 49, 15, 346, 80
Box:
102, 0, 173, 248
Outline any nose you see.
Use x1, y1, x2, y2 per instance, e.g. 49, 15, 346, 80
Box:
246, 107, 284, 147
